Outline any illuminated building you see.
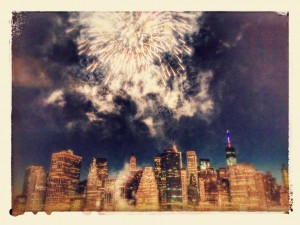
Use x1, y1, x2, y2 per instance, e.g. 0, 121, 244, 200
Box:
44, 150, 82, 212
228, 163, 260, 209
281, 164, 288, 189
22, 165, 47, 212
198, 169, 219, 206
96, 158, 108, 180
199, 158, 211, 171
225, 130, 237, 166
104, 178, 116, 210
129, 155, 137, 173
217, 178, 230, 207
136, 167, 159, 210
254, 172, 267, 209
155, 144, 183, 210
70, 180, 87, 211
280, 164, 289, 210
12, 195, 26, 216
154, 153, 165, 205
216, 167, 227, 180
85, 158, 105, 211
279, 186, 289, 209
180, 168, 188, 206
186, 151, 200, 205
263, 172, 281, 206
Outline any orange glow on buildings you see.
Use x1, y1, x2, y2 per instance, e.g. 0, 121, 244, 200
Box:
135, 167, 159, 210
22, 166, 47, 212
44, 150, 82, 212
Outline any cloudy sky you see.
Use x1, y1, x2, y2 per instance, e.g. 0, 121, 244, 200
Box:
12, 12, 288, 195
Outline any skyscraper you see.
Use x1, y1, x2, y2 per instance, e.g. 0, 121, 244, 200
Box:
227, 163, 260, 209
199, 158, 211, 171
225, 130, 237, 166
85, 158, 104, 211
44, 150, 82, 212
96, 158, 108, 180
180, 168, 188, 207
22, 166, 47, 212
281, 164, 288, 189
155, 144, 183, 210
186, 151, 199, 205
135, 167, 159, 210
129, 155, 137, 173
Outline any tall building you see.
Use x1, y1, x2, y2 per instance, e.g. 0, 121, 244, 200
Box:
254, 172, 267, 209
135, 167, 159, 210
227, 163, 260, 210
225, 130, 237, 166
281, 164, 289, 189
154, 154, 165, 205
198, 169, 219, 206
129, 155, 137, 173
186, 151, 200, 205
22, 166, 47, 212
186, 151, 198, 184
85, 158, 104, 211
103, 178, 116, 210
180, 168, 188, 206
44, 150, 82, 212
96, 158, 108, 180
155, 144, 183, 210
199, 158, 211, 171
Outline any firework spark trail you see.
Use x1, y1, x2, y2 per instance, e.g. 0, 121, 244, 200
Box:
69, 12, 199, 85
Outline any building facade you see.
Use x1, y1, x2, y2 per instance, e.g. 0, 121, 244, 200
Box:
22, 165, 47, 212
135, 167, 159, 210
44, 150, 82, 212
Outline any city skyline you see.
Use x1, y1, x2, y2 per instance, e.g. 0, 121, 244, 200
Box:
12, 12, 288, 201
12, 143, 289, 214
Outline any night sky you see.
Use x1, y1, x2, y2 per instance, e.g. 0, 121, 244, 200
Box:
12, 12, 288, 195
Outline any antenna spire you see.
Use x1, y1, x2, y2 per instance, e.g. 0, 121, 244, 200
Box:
226, 129, 231, 147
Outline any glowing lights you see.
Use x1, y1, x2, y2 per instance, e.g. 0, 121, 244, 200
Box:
68, 12, 198, 85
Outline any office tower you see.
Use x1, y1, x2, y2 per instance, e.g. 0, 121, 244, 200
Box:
186, 151, 198, 183
199, 158, 211, 171
254, 172, 267, 209
96, 158, 108, 180
44, 150, 82, 212
129, 155, 137, 173
186, 151, 200, 205
216, 167, 227, 180
227, 163, 260, 209
12, 195, 26, 216
279, 186, 289, 209
281, 164, 289, 189
160, 145, 182, 210
22, 165, 47, 212
85, 158, 107, 211
70, 180, 87, 211
198, 169, 219, 206
217, 178, 230, 207
225, 130, 237, 166
154, 154, 165, 205
135, 167, 159, 210
155, 144, 183, 210
180, 168, 188, 206
263, 172, 281, 206
104, 178, 116, 210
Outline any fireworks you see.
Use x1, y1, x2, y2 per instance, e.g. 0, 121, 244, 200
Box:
68, 12, 199, 85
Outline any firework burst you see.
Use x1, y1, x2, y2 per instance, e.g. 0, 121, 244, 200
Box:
68, 12, 199, 85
